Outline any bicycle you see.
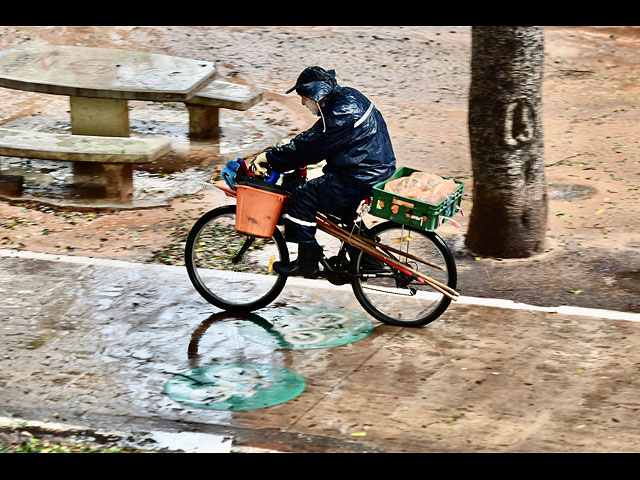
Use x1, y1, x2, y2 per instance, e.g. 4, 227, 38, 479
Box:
185, 160, 461, 327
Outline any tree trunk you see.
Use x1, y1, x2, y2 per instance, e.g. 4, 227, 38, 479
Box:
465, 26, 547, 258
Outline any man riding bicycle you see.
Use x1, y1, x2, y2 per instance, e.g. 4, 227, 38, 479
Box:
251, 66, 396, 278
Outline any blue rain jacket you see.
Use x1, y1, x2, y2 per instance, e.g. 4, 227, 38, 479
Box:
265, 70, 396, 190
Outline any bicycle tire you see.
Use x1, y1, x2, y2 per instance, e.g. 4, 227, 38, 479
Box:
350, 221, 457, 327
185, 205, 289, 312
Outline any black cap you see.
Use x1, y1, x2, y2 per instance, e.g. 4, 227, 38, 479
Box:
285, 66, 333, 94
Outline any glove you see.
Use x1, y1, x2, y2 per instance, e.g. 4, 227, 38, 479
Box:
251, 152, 270, 176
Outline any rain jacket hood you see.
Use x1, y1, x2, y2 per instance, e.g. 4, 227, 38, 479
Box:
286, 66, 338, 103
268, 67, 396, 189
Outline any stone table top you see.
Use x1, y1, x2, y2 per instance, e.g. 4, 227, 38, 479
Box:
0, 44, 217, 101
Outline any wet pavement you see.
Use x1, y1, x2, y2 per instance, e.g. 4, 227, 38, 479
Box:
1, 248, 640, 453
1, 25, 639, 453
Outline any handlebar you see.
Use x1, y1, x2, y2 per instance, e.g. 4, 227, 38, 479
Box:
240, 157, 307, 184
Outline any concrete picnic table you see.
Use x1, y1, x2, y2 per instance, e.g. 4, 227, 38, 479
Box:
0, 44, 218, 137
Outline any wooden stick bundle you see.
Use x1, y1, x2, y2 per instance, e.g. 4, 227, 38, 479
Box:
316, 214, 459, 301
319, 214, 442, 270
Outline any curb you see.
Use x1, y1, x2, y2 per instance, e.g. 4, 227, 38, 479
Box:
0, 416, 282, 453
3, 248, 639, 323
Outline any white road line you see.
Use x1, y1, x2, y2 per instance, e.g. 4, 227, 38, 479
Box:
2, 248, 639, 323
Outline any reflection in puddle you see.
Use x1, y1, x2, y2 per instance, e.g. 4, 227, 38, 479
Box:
240, 306, 375, 350
0, 107, 285, 208
187, 307, 374, 357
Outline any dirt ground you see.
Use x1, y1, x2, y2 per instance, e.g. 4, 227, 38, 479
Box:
0, 26, 639, 452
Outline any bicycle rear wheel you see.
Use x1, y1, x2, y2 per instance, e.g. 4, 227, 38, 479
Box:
350, 221, 457, 327
185, 205, 289, 312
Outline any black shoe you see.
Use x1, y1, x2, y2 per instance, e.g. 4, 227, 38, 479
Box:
273, 244, 322, 278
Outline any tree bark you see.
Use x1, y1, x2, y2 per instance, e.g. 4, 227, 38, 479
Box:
465, 26, 547, 258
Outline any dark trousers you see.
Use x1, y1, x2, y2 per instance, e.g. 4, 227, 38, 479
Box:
282, 173, 371, 248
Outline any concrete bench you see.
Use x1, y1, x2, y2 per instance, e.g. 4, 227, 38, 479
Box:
0, 128, 171, 199
184, 80, 263, 139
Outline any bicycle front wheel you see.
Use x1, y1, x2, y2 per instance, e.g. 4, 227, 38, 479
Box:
185, 205, 289, 312
351, 221, 457, 327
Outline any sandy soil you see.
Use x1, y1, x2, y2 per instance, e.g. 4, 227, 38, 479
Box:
0, 26, 639, 452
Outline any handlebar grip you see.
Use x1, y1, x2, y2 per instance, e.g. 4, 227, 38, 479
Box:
238, 157, 279, 183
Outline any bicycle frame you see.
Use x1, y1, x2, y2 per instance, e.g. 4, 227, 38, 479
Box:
214, 183, 459, 302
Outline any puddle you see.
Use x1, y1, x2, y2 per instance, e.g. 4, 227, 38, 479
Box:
132, 430, 233, 453
548, 183, 597, 201
239, 306, 375, 350
0, 105, 285, 209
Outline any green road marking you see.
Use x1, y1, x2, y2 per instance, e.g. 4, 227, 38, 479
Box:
239, 306, 375, 350
164, 363, 306, 410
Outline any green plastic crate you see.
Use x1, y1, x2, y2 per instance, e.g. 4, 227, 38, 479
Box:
370, 167, 465, 231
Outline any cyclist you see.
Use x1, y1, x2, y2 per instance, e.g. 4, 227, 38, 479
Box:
251, 66, 396, 278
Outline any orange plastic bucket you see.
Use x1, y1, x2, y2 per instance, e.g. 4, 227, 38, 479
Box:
235, 184, 289, 238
